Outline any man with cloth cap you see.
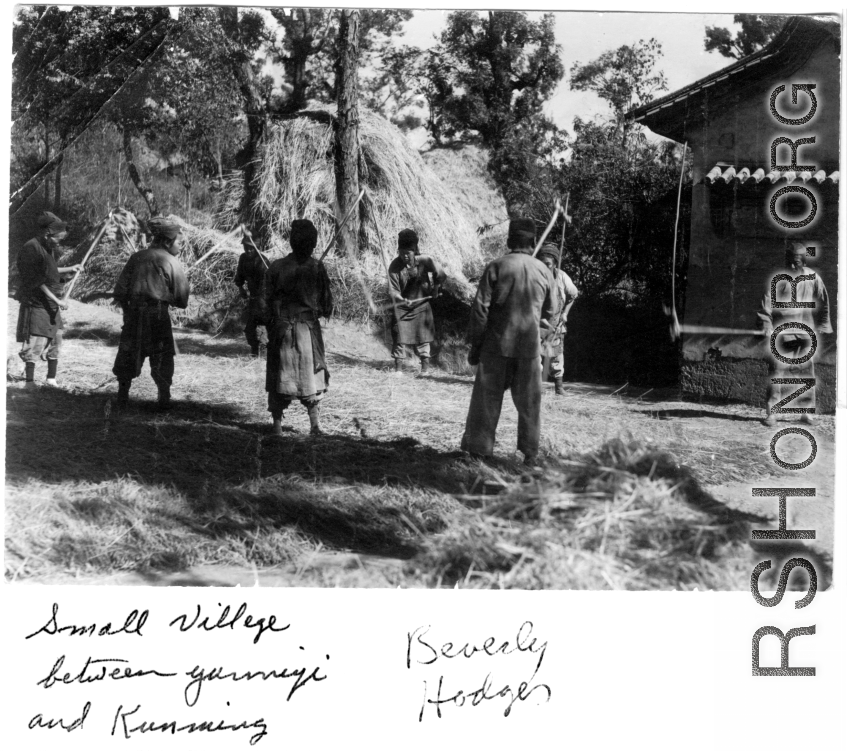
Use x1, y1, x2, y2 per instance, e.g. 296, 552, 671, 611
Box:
263, 218, 333, 436
461, 217, 558, 466
537, 242, 579, 396
388, 229, 446, 375
757, 240, 832, 428
15, 211, 80, 387
234, 225, 270, 356
112, 215, 190, 409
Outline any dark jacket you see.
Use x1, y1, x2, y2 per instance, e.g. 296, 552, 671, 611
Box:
469, 250, 557, 359
234, 251, 269, 297
264, 254, 333, 321
114, 245, 190, 309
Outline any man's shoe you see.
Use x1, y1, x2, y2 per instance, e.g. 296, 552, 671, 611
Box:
157, 387, 172, 411
554, 377, 565, 395
419, 357, 430, 375
763, 413, 777, 428
271, 419, 283, 437
45, 378, 59, 387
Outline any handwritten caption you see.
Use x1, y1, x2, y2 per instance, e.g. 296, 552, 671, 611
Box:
24, 602, 329, 745
406, 621, 552, 720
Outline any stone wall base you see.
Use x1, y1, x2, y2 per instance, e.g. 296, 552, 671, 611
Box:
681, 357, 836, 414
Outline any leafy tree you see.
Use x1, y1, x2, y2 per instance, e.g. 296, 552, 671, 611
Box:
426, 11, 563, 148
570, 38, 667, 138
704, 14, 787, 59
553, 36, 684, 299
118, 7, 247, 216
11, 5, 173, 214
267, 8, 412, 116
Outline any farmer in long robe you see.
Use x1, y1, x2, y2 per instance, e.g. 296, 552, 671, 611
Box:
234, 226, 269, 356
758, 241, 832, 427
461, 218, 558, 466
264, 219, 333, 436
537, 243, 579, 395
112, 216, 190, 409
15, 211, 80, 387
388, 229, 446, 375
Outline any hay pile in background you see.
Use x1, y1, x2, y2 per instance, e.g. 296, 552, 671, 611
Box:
220, 107, 483, 301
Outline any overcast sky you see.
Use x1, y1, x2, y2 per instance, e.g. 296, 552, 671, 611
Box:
399, 10, 744, 133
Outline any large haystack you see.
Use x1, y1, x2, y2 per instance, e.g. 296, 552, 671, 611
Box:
421, 145, 508, 234
219, 107, 484, 299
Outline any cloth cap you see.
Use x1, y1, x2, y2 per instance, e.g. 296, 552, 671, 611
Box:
398, 229, 419, 252
508, 218, 536, 247
38, 211, 67, 234
537, 242, 560, 263
290, 219, 318, 254
148, 216, 182, 241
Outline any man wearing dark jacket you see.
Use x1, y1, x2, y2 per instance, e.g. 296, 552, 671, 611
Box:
264, 219, 334, 436
234, 227, 269, 356
461, 218, 557, 465
15, 211, 80, 387
112, 216, 190, 409
388, 229, 446, 375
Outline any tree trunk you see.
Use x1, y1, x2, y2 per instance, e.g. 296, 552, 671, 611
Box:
53, 148, 63, 211
122, 128, 160, 216
218, 7, 269, 243
334, 10, 361, 258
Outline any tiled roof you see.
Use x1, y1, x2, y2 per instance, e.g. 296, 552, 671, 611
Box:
626, 17, 840, 141
704, 165, 840, 186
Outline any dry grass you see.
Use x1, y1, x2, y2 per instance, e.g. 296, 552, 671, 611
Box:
7, 298, 815, 589
221, 107, 482, 301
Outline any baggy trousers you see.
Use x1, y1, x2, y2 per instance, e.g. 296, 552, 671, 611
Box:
112, 302, 175, 388
461, 352, 542, 457
19, 330, 63, 363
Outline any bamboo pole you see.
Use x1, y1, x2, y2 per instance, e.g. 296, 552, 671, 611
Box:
668, 142, 687, 341
532, 200, 562, 256
63, 211, 113, 300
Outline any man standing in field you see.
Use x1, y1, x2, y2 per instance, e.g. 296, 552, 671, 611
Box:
234, 226, 269, 357
461, 218, 558, 466
112, 216, 190, 410
758, 240, 832, 427
15, 211, 80, 387
388, 229, 446, 375
537, 242, 579, 395
263, 219, 333, 436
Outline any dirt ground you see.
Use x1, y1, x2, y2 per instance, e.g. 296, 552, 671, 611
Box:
5, 298, 835, 588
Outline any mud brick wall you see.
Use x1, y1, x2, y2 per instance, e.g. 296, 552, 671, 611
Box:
681, 357, 836, 414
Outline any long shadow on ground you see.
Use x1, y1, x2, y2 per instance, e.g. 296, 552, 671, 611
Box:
6, 384, 487, 561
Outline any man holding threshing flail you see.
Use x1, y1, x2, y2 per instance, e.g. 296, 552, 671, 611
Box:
15, 211, 81, 388
461, 218, 558, 467
536, 242, 579, 396
757, 240, 832, 428
388, 229, 447, 375
112, 216, 190, 410
234, 226, 270, 357
263, 219, 334, 437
